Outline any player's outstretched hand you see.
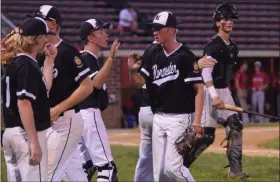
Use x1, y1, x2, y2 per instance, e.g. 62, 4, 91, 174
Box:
212, 97, 225, 110
50, 106, 63, 123
29, 142, 42, 166
127, 53, 141, 71
44, 43, 57, 62
108, 39, 120, 60
198, 55, 216, 69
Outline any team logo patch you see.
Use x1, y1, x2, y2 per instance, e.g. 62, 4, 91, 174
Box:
74, 56, 83, 68
193, 62, 199, 73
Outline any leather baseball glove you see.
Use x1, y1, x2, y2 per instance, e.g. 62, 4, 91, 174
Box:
175, 125, 203, 156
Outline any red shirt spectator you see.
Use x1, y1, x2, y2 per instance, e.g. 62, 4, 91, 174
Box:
234, 71, 248, 89
252, 72, 267, 89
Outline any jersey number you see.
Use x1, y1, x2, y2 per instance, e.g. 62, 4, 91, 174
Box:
5, 77, 10, 107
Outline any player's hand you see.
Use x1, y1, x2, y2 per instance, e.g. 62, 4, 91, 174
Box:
212, 97, 225, 110
127, 53, 141, 71
29, 142, 42, 166
198, 55, 216, 69
44, 43, 57, 62
50, 106, 63, 123
108, 39, 120, 60
192, 123, 203, 138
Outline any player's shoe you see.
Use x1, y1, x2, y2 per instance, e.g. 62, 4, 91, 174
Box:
228, 168, 249, 179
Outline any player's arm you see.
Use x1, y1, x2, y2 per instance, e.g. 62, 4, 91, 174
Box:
16, 62, 42, 165
50, 53, 93, 121
42, 44, 57, 92
18, 99, 40, 148
52, 77, 93, 114
193, 83, 204, 128
201, 62, 225, 110
127, 53, 146, 88
92, 40, 120, 89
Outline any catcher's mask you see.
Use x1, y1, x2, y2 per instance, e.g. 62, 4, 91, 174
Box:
213, 2, 239, 21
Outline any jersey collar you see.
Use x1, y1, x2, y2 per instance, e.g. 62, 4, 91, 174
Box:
163, 43, 182, 57
16, 53, 37, 63
80, 50, 98, 60
54, 38, 63, 47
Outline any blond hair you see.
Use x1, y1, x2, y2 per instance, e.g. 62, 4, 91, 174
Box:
1, 28, 39, 65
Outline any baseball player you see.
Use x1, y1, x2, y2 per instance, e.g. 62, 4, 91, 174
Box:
234, 61, 250, 123
65, 19, 120, 182
1, 17, 56, 181
251, 61, 268, 122
183, 2, 249, 179
128, 11, 206, 182
29, 5, 93, 181
134, 40, 160, 182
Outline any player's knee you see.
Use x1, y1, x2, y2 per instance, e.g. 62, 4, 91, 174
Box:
203, 127, 216, 146
97, 161, 118, 182
227, 114, 243, 132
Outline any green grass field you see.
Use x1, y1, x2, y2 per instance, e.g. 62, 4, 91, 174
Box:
1, 145, 279, 182
260, 138, 280, 149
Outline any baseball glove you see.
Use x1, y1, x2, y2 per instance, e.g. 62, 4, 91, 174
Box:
175, 125, 203, 156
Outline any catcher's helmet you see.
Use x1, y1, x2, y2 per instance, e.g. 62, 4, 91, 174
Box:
213, 2, 238, 21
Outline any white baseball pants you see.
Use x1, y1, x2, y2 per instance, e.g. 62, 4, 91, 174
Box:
2, 127, 48, 181
80, 108, 113, 166
47, 110, 85, 181
201, 87, 237, 128
134, 106, 154, 182
153, 113, 195, 182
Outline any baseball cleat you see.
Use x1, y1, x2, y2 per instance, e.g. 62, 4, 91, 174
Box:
228, 169, 249, 179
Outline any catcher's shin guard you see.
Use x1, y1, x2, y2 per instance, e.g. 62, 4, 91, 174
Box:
183, 127, 215, 168
222, 114, 248, 178
97, 161, 118, 182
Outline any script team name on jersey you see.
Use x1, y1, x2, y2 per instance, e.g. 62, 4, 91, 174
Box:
152, 62, 179, 86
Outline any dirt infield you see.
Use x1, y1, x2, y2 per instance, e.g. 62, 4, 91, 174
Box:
108, 126, 279, 157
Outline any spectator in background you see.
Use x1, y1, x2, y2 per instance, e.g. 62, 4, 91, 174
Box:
118, 4, 138, 36
234, 61, 250, 124
251, 61, 268, 122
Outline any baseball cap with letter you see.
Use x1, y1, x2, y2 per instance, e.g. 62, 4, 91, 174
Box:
79, 19, 110, 40
149, 11, 182, 31
19, 17, 56, 36
27, 5, 62, 25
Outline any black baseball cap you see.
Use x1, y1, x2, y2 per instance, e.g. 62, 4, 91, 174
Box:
149, 11, 182, 30
19, 17, 56, 36
27, 5, 62, 25
79, 19, 110, 40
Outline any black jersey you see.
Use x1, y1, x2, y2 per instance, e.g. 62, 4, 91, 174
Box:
138, 43, 161, 107
139, 44, 203, 114
203, 35, 239, 88
2, 54, 51, 131
79, 50, 109, 111
38, 40, 90, 112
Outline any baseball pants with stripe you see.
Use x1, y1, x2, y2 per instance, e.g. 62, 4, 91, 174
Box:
80, 108, 115, 181
153, 113, 195, 182
3, 127, 48, 181
47, 110, 86, 181
134, 106, 154, 182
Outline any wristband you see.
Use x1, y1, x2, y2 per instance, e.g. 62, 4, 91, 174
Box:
208, 86, 218, 99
